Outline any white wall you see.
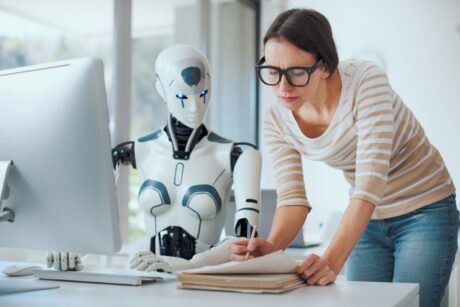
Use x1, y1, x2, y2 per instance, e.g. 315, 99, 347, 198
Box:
259, 0, 460, 234
177, 1, 256, 144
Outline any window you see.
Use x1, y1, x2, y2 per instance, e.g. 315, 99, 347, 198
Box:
0, 0, 114, 262
0, 0, 113, 88
0, 0, 260, 256
128, 0, 199, 242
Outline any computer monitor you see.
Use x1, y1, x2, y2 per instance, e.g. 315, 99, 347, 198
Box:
0, 58, 121, 255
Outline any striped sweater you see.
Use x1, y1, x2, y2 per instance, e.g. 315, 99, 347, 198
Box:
264, 59, 455, 219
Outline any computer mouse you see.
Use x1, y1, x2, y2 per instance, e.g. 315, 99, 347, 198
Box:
2, 265, 43, 277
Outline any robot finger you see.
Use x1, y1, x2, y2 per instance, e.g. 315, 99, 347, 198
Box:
60, 252, 69, 271
46, 252, 54, 268
128, 258, 142, 269
135, 259, 152, 271
146, 261, 171, 273
68, 253, 78, 270
53, 252, 61, 270
133, 251, 153, 259
75, 257, 83, 271
129, 253, 155, 268
129, 255, 141, 267
145, 263, 156, 272
138, 253, 158, 262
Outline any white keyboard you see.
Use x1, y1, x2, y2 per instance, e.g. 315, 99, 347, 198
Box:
33, 268, 170, 286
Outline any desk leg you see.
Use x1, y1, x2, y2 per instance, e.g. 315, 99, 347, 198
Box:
448, 249, 459, 307
0, 160, 14, 223
408, 294, 419, 307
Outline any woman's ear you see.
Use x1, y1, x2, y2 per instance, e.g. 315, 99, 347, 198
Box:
320, 64, 331, 79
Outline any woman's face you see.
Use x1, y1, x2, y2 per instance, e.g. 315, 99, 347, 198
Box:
264, 38, 327, 111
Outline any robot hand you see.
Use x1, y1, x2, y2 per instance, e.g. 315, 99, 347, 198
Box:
46, 252, 83, 271
129, 236, 241, 273
129, 251, 174, 273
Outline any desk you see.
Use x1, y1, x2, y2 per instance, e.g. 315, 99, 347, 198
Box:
286, 243, 328, 261
0, 261, 418, 307
287, 234, 460, 306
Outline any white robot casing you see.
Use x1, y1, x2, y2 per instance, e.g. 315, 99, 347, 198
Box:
136, 130, 236, 250
134, 44, 261, 255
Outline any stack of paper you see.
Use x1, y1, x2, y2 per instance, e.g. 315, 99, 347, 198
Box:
176, 250, 306, 294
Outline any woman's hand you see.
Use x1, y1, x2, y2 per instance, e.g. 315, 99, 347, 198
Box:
227, 237, 277, 261
296, 253, 337, 286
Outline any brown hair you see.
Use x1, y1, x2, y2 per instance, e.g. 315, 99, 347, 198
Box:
263, 8, 339, 74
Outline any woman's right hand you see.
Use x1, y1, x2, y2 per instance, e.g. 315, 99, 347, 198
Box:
227, 237, 277, 261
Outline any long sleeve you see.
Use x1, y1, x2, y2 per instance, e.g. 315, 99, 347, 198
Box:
264, 108, 311, 209
351, 65, 394, 205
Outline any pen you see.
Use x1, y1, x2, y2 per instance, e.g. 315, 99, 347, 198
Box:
244, 226, 257, 261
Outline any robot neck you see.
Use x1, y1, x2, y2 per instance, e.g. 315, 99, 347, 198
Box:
165, 115, 208, 160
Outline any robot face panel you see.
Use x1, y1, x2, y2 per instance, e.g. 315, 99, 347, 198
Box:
155, 45, 211, 129
181, 66, 201, 87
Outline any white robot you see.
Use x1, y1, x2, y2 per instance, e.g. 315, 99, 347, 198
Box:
48, 44, 261, 271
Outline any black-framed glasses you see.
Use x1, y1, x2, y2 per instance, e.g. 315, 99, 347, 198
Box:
255, 57, 324, 87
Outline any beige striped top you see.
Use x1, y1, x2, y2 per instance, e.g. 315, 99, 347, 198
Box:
264, 59, 455, 220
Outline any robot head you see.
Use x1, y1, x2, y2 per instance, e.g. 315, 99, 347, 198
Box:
155, 45, 211, 129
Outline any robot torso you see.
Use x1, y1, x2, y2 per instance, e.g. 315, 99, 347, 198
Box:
135, 128, 234, 251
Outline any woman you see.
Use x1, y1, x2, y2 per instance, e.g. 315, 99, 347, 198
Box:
229, 8, 458, 307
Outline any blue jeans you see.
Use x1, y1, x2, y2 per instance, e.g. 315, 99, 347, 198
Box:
346, 194, 459, 307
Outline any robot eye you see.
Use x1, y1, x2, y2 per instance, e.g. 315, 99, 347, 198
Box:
175, 94, 188, 100
199, 90, 208, 97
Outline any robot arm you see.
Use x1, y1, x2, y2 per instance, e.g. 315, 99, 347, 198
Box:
129, 236, 240, 273
232, 146, 262, 238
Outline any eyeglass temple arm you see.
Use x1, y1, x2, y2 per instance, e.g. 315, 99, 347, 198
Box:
257, 56, 265, 66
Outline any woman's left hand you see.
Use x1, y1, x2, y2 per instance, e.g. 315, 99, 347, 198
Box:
296, 253, 337, 286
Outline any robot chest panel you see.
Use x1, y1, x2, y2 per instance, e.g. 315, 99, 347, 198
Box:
139, 152, 231, 220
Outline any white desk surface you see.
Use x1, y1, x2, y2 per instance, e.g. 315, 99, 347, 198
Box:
286, 243, 327, 260
0, 261, 419, 307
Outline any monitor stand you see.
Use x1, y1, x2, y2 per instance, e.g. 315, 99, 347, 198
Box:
0, 160, 14, 223
1, 161, 43, 295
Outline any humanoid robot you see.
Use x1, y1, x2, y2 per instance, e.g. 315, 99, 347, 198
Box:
48, 44, 261, 271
